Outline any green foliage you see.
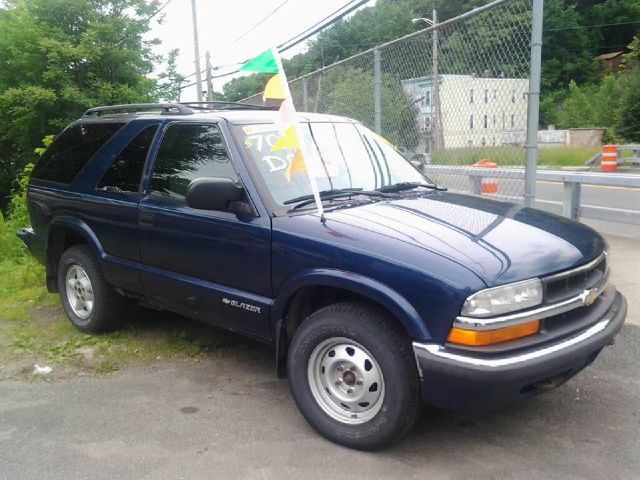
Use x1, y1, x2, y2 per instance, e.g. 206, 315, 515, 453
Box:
222, 73, 272, 102
541, 0, 599, 94
156, 49, 185, 102
430, 145, 598, 167
322, 67, 419, 149
550, 34, 640, 141
0, 0, 166, 211
33, 134, 55, 156
555, 77, 622, 129
616, 65, 640, 142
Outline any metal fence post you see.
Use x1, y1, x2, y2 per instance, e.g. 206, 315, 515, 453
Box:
562, 181, 581, 221
431, 9, 441, 151
302, 77, 309, 112
524, 0, 544, 208
373, 48, 382, 134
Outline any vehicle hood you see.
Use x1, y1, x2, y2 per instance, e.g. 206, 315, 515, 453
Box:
314, 192, 605, 286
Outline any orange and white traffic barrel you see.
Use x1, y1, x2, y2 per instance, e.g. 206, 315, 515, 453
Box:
600, 144, 618, 172
473, 159, 498, 194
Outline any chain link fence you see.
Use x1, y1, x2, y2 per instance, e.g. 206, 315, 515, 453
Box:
243, 0, 534, 201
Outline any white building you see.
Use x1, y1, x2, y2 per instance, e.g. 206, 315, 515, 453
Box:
402, 75, 529, 151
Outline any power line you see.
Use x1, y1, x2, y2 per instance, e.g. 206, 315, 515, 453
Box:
229, 0, 291, 46
279, 0, 370, 52
176, 0, 371, 91
148, 0, 174, 21
543, 20, 640, 32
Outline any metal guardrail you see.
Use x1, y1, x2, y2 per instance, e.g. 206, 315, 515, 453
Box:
423, 165, 640, 225
585, 144, 640, 167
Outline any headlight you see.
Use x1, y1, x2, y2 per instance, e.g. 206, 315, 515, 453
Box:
461, 278, 543, 318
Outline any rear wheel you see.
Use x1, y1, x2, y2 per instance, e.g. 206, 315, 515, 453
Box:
57, 245, 125, 333
287, 302, 420, 450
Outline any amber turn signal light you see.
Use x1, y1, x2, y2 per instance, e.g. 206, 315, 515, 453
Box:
447, 320, 539, 346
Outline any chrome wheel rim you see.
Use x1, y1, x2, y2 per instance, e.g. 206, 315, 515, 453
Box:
65, 265, 94, 320
307, 337, 385, 425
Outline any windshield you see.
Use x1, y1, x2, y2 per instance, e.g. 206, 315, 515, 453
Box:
235, 121, 432, 208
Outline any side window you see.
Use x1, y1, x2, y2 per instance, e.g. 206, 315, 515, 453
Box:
97, 124, 159, 194
150, 124, 238, 199
31, 123, 125, 184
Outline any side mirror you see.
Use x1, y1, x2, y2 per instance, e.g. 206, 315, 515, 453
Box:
185, 177, 250, 214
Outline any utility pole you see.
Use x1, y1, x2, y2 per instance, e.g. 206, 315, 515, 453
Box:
205, 51, 213, 102
190, 0, 203, 102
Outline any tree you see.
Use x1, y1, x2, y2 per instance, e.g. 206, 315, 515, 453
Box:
615, 37, 640, 141
554, 77, 621, 129
156, 49, 185, 102
322, 67, 419, 150
0, 0, 164, 211
222, 73, 271, 102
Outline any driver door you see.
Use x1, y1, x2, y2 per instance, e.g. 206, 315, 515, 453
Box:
138, 122, 272, 339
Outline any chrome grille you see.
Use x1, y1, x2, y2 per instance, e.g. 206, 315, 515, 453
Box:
542, 253, 607, 305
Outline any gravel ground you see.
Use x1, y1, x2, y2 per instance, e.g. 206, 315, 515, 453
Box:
0, 234, 638, 480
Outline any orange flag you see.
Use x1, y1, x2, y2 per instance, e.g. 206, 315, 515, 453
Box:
285, 150, 307, 181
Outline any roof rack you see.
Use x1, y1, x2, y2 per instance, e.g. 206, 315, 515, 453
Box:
180, 101, 277, 111
83, 103, 193, 118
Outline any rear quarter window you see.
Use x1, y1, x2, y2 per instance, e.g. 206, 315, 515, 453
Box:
31, 122, 125, 184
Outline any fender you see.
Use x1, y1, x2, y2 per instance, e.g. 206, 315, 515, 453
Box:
48, 216, 107, 259
46, 216, 141, 294
272, 268, 432, 341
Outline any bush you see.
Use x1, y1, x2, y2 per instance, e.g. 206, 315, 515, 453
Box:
0, 163, 34, 261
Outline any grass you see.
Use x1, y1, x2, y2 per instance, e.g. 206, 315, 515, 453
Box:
0, 221, 246, 380
429, 145, 640, 167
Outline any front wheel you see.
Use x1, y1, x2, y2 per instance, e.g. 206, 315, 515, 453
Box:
287, 302, 420, 450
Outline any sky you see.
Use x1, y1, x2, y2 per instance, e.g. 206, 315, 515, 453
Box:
148, 0, 376, 101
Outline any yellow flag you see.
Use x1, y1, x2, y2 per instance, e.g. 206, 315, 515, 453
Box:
263, 74, 285, 101
271, 125, 299, 151
285, 150, 306, 181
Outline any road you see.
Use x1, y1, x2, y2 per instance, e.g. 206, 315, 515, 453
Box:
534, 180, 640, 238
535, 180, 639, 212
435, 171, 640, 238
1, 234, 639, 480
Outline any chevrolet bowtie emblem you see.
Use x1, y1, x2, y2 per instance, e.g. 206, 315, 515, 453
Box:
582, 288, 600, 307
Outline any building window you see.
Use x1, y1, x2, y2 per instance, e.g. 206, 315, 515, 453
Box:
510, 114, 515, 128
470, 89, 474, 104
470, 115, 474, 129
483, 115, 488, 128
467, 139, 474, 147
492, 115, 496, 127
522, 91, 527, 100
493, 89, 497, 99
484, 89, 488, 103
493, 137, 497, 146
481, 137, 486, 146
511, 90, 516, 103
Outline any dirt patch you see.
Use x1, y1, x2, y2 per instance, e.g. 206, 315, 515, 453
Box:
0, 301, 251, 381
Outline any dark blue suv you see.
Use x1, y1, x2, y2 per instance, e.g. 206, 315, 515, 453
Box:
19, 103, 627, 450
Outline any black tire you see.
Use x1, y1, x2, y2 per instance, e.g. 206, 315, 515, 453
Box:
57, 245, 125, 333
287, 302, 420, 450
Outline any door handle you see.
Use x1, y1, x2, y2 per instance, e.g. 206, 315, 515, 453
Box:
139, 212, 154, 226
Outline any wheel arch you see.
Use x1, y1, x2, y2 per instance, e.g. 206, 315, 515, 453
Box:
272, 269, 431, 376
45, 217, 105, 292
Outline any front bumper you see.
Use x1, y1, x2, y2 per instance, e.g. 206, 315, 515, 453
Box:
413, 290, 627, 413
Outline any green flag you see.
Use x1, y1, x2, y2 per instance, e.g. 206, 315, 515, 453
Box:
239, 48, 279, 74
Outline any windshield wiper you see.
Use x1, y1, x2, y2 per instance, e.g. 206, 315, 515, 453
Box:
377, 181, 447, 193
284, 188, 364, 205
284, 188, 396, 211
